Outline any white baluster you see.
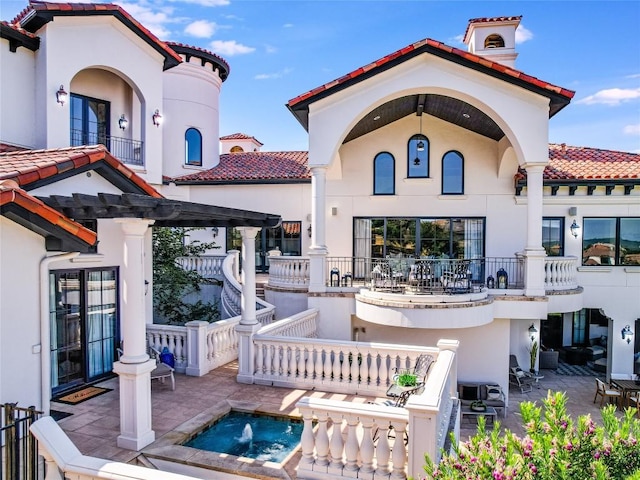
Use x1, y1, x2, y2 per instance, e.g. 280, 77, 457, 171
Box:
380, 353, 389, 387
350, 351, 360, 387
339, 350, 347, 383
314, 346, 323, 381
375, 422, 391, 476
390, 421, 407, 480
300, 410, 316, 468
323, 348, 333, 386
288, 346, 296, 378
255, 342, 264, 376
360, 417, 375, 476
315, 412, 330, 467
343, 416, 360, 472
329, 417, 345, 470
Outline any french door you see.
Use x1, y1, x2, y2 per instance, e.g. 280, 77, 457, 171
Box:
70, 93, 110, 148
49, 268, 119, 394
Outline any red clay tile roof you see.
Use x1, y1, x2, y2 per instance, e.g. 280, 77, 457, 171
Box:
462, 16, 522, 44
0, 178, 97, 246
287, 36, 574, 125
12, 1, 182, 70
220, 133, 264, 145
0, 144, 162, 197
166, 42, 230, 81
515, 143, 640, 183
0, 143, 29, 153
0, 20, 38, 38
172, 151, 309, 184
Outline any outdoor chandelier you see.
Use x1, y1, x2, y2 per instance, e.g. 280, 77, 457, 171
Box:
118, 114, 128, 130
570, 220, 580, 238
56, 85, 68, 106
152, 109, 163, 127
528, 323, 538, 341
621, 325, 634, 344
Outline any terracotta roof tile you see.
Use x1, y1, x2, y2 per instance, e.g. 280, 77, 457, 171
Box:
220, 133, 263, 145
288, 35, 574, 108
0, 179, 97, 246
0, 143, 29, 153
12, 1, 182, 68
0, 144, 162, 197
514, 144, 640, 183
462, 16, 522, 44
0, 20, 38, 38
165, 41, 230, 80
172, 151, 309, 183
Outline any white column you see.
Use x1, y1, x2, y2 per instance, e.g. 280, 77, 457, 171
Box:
112, 218, 156, 451
309, 167, 328, 292
236, 227, 261, 384
523, 164, 547, 296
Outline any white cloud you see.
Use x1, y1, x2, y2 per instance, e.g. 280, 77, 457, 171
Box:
623, 124, 640, 135
209, 40, 255, 56
283, 23, 294, 28
185, 20, 217, 38
116, 2, 175, 39
255, 68, 293, 80
451, 34, 464, 45
515, 24, 533, 44
577, 88, 640, 106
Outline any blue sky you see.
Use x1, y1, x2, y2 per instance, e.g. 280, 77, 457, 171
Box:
3, 0, 639, 153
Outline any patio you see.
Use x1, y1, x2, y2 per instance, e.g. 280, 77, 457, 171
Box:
47, 362, 623, 479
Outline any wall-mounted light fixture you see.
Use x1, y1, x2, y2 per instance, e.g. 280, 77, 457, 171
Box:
331, 207, 338, 216
144, 280, 149, 296
307, 224, 312, 238
118, 114, 128, 130
621, 325, 634, 344
528, 323, 538, 341
152, 109, 163, 127
212, 226, 219, 238
56, 85, 68, 106
570, 220, 581, 238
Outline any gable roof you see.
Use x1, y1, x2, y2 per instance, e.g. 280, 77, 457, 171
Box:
172, 151, 310, 185
0, 144, 162, 196
0, 20, 40, 51
11, 1, 182, 70
287, 37, 575, 131
220, 133, 264, 145
0, 179, 97, 251
515, 144, 640, 195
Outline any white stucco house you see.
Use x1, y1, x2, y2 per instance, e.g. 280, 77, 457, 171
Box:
1, 2, 639, 478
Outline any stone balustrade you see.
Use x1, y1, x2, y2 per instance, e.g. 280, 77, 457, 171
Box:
176, 254, 226, 279
544, 256, 578, 290
268, 256, 310, 289
251, 335, 439, 396
146, 325, 188, 372
257, 308, 318, 338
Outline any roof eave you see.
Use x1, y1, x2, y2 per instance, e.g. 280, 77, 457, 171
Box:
0, 23, 40, 52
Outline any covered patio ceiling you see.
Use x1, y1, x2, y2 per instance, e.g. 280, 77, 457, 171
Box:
37, 192, 282, 228
344, 93, 504, 143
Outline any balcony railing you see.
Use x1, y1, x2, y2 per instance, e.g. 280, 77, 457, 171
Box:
71, 129, 144, 167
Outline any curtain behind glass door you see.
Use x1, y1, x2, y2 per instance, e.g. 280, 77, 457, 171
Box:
86, 270, 117, 379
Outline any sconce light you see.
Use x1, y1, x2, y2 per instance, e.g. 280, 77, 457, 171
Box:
307, 224, 312, 238
118, 114, 128, 130
212, 227, 219, 238
621, 325, 634, 344
152, 109, 163, 127
570, 220, 581, 238
144, 280, 149, 296
331, 207, 338, 216
528, 323, 538, 341
56, 85, 68, 106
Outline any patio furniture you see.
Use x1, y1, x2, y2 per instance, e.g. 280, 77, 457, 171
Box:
440, 260, 471, 293
461, 405, 498, 425
594, 378, 621, 407
608, 378, 640, 408
508, 355, 535, 393
457, 382, 506, 418
539, 349, 559, 370
117, 346, 175, 391
388, 354, 434, 396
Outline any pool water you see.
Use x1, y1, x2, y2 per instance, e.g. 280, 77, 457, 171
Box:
184, 411, 303, 463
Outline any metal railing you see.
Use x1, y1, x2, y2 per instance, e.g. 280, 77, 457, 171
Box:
71, 129, 144, 167
1, 403, 41, 480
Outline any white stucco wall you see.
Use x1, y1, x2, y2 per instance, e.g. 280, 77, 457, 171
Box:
162, 58, 223, 179
0, 39, 37, 148
32, 16, 165, 182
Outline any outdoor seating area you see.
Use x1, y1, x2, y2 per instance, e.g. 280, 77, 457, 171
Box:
508, 354, 537, 393
457, 381, 507, 418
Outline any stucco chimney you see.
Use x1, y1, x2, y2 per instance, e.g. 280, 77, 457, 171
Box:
462, 16, 521, 68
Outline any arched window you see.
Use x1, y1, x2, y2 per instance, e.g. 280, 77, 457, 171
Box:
484, 34, 505, 49
373, 152, 395, 195
442, 150, 464, 194
230, 145, 244, 153
185, 128, 202, 166
408, 134, 429, 178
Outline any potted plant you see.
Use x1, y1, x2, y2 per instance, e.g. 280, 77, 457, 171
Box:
528, 339, 539, 373
470, 400, 487, 412
396, 370, 418, 387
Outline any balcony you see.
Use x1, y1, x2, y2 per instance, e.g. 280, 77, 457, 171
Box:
71, 129, 144, 167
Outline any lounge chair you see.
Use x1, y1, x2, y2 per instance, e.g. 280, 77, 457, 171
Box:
508, 354, 535, 393
440, 260, 471, 293
117, 346, 175, 391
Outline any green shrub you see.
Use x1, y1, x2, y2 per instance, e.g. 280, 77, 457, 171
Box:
423, 391, 640, 479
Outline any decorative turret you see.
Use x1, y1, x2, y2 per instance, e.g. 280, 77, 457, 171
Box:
220, 133, 263, 154
463, 16, 521, 68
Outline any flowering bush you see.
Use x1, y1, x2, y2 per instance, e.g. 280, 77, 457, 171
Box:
423, 391, 640, 479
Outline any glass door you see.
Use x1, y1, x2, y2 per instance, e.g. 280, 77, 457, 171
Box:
86, 270, 118, 379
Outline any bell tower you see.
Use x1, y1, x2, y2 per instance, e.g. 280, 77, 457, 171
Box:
463, 16, 521, 68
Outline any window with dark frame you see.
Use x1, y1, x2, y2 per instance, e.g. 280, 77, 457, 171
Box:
373, 152, 395, 195
542, 218, 564, 256
582, 217, 640, 266
407, 135, 429, 178
442, 150, 464, 194
70, 93, 110, 149
185, 128, 203, 166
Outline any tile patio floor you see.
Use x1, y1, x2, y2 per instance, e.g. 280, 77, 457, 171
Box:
49, 363, 627, 479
